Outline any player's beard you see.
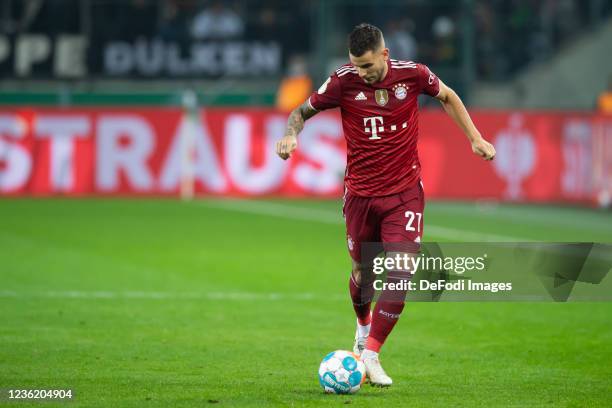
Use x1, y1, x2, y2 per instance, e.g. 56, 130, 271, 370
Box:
364, 67, 385, 84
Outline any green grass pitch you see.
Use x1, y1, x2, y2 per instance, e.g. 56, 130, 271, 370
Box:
1, 198, 611, 407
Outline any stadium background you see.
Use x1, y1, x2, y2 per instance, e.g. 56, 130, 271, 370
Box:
1, 1, 611, 406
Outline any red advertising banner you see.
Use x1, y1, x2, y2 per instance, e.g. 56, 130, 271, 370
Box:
0, 107, 610, 204
420, 111, 610, 204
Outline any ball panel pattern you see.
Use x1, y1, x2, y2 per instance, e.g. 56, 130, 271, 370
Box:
318, 350, 367, 395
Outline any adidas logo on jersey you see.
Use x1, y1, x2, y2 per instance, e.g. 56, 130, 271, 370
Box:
355, 92, 367, 101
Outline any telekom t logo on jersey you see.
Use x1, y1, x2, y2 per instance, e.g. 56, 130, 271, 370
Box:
363, 116, 384, 140
363, 116, 408, 140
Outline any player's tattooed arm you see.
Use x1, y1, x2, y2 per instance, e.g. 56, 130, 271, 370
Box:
435, 81, 496, 161
286, 101, 318, 138
276, 100, 318, 160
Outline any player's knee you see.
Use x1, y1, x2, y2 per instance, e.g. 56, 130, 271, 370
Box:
351, 261, 376, 287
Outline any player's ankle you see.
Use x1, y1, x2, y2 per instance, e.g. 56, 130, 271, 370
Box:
364, 335, 382, 353
362, 349, 379, 360
356, 320, 371, 338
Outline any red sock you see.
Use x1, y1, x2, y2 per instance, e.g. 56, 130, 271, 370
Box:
365, 271, 409, 352
349, 274, 374, 325
365, 301, 405, 352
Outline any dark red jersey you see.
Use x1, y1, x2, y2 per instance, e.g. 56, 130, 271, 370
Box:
309, 59, 440, 197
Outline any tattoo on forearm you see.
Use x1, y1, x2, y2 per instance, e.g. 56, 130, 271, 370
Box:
286, 109, 304, 138
286, 101, 318, 138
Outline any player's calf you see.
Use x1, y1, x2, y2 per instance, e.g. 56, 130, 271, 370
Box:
349, 269, 375, 326
349, 261, 376, 356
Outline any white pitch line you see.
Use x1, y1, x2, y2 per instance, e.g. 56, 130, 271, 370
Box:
430, 202, 612, 233
425, 225, 529, 242
0, 290, 346, 301
3, 290, 591, 302
198, 199, 531, 242
200, 199, 342, 225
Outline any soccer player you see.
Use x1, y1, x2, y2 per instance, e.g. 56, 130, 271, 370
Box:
275, 23, 495, 386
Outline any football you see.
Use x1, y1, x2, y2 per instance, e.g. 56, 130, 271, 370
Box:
318, 350, 366, 394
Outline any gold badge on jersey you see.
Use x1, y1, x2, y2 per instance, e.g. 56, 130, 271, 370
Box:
375, 89, 389, 106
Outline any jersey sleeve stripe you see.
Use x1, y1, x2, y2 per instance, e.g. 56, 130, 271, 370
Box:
391, 62, 417, 66
307, 96, 319, 112
336, 67, 357, 75
337, 70, 356, 77
391, 59, 416, 65
336, 65, 354, 72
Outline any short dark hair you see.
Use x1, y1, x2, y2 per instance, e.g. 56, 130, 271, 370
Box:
348, 23, 383, 57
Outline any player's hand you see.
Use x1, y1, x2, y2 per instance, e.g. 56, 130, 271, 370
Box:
276, 135, 297, 160
472, 138, 496, 161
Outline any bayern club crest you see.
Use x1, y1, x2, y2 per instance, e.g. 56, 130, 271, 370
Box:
392, 83, 408, 100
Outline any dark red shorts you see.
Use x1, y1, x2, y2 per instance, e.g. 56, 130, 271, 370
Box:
343, 181, 424, 262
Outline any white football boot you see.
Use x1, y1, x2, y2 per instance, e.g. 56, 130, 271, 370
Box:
361, 350, 393, 387
353, 329, 367, 356
352, 313, 372, 356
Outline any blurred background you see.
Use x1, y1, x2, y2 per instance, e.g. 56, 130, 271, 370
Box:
0, 0, 611, 206
1, 4, 611, 404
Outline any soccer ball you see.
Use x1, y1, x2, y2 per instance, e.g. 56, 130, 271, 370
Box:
318, 350, 366, 394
